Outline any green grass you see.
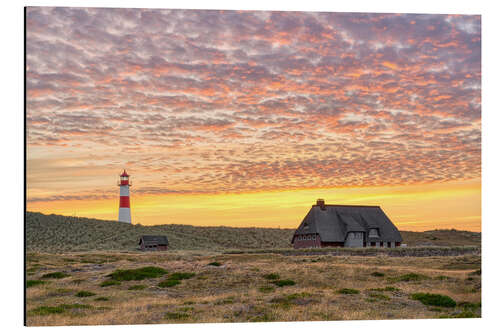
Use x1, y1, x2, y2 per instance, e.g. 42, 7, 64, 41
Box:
337, 288, 360, 295
389, 273, 429, 282
41, 272, 70, 279
29, 303, 93, 316
411, 293, 456, 307
75, 291, 96, 298
367, 286, 400, 292
263, 273, 280, 280
164, 312, 190, 320
158, 279, 180, 288
273, 279, 295, 287
258, 286, 276, 293
128, 284, 147, 290
106, 266, 168, 281
100, 280, 121, 287
207, 262, 222, 266
27, 280, 47, 288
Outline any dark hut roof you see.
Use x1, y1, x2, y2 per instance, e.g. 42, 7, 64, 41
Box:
292, 203, 402, 243
139, 235, 169, 246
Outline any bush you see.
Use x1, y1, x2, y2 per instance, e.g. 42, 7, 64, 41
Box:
41, 272, 70, 279
27, 280, 46, 288
207, 262, 221, 266
273, 279, 295, 287
411, 293, 456, 307
95, 297, 109, 301
100, 280, 121, 287
371, 272, 385, 277
263, 273, 280, 280
389, 273, 429, 282
106, 266, 167, 281
128, 284, 147, 290
158, 279, 180, 288
75, 290, 96, 297
337, 288, 360, 295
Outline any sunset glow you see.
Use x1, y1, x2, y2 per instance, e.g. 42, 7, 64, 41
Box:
26, 8, 481, 231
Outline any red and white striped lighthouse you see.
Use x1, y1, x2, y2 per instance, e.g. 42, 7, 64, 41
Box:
118, 170, 132, 223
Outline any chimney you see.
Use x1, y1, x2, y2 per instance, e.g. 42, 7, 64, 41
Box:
316, 198, 326, 210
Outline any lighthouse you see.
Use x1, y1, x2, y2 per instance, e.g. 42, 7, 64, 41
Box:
118, 170, 132, 223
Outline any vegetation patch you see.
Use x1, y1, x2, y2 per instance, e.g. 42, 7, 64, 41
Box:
95, 297, 109, 301
435, 275, 452, 281
458, 301, 481, 311
411, 293, 456, 307
258, 286, 276, 293
368, 286, 400, 292
263, 273, 280, 280
106, 266, 168, 281
214, 296, 235, 305
337, 288, 360, 295
41, 272, 70, 279
128, 284, 147, 290
273, 279, 295, 287
100, 280, 121, 287
389, 273, 429, 283
164, 312, 190, 320
371, 271, 385, 277
29, 303, 93, 316
27, 280, 47, 288
75, 290, 96, 298
207, 262, 221, 266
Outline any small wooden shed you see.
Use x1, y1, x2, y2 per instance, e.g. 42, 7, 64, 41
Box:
138, 235, 169, 251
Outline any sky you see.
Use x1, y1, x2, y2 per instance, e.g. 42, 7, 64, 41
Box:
26, 7, 481, 231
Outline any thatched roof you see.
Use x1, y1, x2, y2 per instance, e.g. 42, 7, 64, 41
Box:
139, 235, 169, 246
292, 202, 402, 243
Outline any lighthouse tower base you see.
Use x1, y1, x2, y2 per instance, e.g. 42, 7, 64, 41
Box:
118, 208, 131, 223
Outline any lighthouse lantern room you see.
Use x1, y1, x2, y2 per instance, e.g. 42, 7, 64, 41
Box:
118, 170, 132, 223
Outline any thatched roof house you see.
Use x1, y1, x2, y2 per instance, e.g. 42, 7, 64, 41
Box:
292, 199, 402, 248
138, 235, 169, 251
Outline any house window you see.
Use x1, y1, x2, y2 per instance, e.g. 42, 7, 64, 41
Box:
380, 241, 383, 247
307, 235, 311, 240
312, 235, 316, 240
371, 242, 375, 246
369, 228, 380, 237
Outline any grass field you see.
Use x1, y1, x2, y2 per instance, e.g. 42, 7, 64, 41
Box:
26, 250, 481, 326
25, 211, 481, 325
26, 212, 481, 252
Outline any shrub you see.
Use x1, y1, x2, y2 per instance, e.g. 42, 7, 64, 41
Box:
158, 279, 180, 288
337, 288, 360, 295
169, 272, 195, 280
100, 280, 121, 287
128, 284, 147, 290
263, 273, 280, 280
208, 262, 221, 266
273, 279, 295, 287
75, 291, 96, 297
95, 297, 109, 301
389, 273, 429, 282
27, 280, 46, 288
411, 293, 456, 307
106, 266, 168, 281
371, 272, 385, 277
41, 272, 70, 279
368, 292, 390, 301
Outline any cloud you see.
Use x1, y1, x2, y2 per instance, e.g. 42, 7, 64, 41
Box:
26, 8, 481, 201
